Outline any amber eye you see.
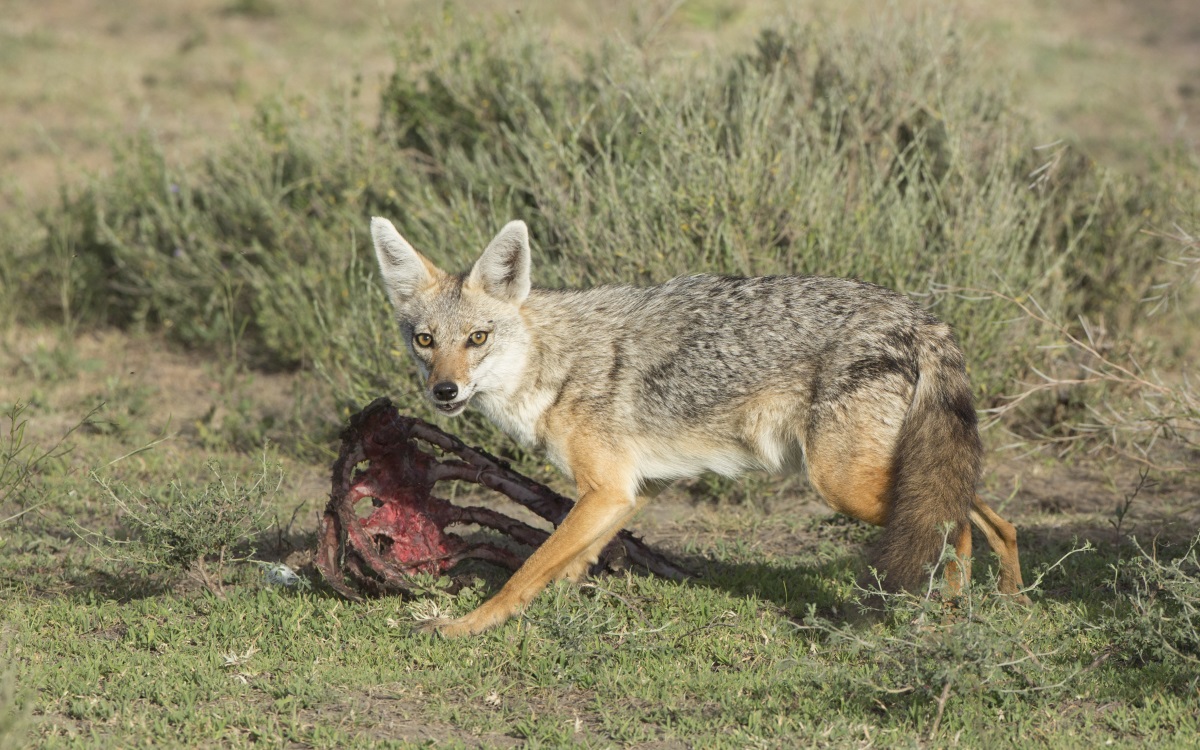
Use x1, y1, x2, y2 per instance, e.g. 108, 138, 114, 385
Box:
414, 332, 433, 348
468, 331, 489, 346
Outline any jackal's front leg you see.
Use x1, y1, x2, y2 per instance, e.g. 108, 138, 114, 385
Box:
417, 482, 636, 637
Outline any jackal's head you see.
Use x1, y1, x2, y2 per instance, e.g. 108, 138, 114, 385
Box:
370, 217, 532, 417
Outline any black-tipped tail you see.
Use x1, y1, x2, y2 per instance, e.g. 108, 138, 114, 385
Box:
873, 338, 980, 592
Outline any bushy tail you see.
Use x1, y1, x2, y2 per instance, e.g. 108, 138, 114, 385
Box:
873, 337, 981, 592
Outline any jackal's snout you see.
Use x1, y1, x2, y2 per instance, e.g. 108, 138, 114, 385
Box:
432, 381, 459, 402
426, 376, 469, 416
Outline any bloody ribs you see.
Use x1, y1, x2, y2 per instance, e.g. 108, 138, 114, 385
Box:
316, 397, 688, 599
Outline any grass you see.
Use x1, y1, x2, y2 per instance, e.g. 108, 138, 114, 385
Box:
5, 487, 1200, 747
2, 329, 1197, 748
2, 2, 1199, 747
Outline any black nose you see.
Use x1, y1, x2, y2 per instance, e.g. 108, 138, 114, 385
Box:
432, 381, 459, 402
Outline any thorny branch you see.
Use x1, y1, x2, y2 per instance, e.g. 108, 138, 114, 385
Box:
939, 285, 1199, 470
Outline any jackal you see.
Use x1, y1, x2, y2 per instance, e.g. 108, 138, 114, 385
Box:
369, 217, 1026, 637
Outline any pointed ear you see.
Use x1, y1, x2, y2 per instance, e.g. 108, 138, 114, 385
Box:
370, 217, 439, 307
467, 220, 531, 305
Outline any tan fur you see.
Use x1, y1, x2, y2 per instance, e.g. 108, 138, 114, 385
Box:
805, 390, 905, 526
368, 216, 1030, 637
810, 436, 1026, 598
970, 496, 1029, 603
430, 429, 638, 637
945, 523, 974, 596
426, 351, 471, 390
811, 458, 892, 526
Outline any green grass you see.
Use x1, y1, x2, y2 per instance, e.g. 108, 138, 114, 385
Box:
2, 7, 1199, 748
5, 491, 1200, 747
1, 334, 1197, 746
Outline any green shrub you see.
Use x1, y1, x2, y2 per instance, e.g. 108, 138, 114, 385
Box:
87, 452, 281, 596
1, 400, 90, 525
1106, 532, 1200, 677
7, 17, 1180, 456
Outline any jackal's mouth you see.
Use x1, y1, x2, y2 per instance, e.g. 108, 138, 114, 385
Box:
433, 398, 469, 416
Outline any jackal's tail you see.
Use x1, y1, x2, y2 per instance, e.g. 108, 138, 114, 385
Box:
874, 335, 980, 592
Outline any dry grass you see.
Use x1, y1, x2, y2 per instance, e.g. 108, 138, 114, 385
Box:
3, 0, 1197, 211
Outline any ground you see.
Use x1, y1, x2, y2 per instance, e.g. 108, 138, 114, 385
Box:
2, 1, 1199, 748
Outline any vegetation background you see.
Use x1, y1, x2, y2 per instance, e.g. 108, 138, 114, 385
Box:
1, 0, 1198, 747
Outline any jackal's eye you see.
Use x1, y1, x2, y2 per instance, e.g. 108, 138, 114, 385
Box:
414, 332, 433, 348
468, 330, 489, 347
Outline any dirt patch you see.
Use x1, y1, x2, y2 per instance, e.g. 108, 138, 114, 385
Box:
300, 688, 526, 748
1060, 0, 1200, 148
2, 325, 328, 457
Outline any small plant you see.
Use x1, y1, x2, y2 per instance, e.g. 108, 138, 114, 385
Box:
1109, 468, 1150, 549
1106, 532, 1200, 677
0, 402, 37, 518
798, 544, 1097, 740
1, 400, 91, 526
87, 450, 282, 597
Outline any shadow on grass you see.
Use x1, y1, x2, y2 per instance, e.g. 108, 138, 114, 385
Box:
665, 551, 859, 620
280, 517, 1149, 618
53, 526, 323, 603
633, 515, 1200, 623
1013, 519, 1198, 616
61, 567, 178, 602
50, 507, 1195, 624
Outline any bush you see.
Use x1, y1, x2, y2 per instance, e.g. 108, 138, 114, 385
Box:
1106, 532, 1200, 676
797, 561, 1091, 740
1, 400, 90, 525
86, 452, 281, 596
5, 16, 1181, 456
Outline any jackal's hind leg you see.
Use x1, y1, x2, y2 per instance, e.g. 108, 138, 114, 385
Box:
944, 522, 973, 596
969, 495, 1030, 604
807, 432, 976, 596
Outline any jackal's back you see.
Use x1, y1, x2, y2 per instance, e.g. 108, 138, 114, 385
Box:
518, 274, 948, 432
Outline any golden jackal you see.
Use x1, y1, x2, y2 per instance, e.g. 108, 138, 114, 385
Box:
370, 217, 1026, 637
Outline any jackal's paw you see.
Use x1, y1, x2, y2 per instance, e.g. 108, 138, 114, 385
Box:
413, 617, 474, 638
997, 579, 1033, 606
412, 606, 508, 638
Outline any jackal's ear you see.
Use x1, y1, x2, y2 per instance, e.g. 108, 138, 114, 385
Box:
370, 217, 439, 307
468, 220, 531, 305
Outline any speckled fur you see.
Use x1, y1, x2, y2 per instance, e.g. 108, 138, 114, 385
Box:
370, 217, 1024, 636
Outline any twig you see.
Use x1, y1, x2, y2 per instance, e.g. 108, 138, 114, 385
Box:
942, 286, 1198, 469
929, 680, 953, 739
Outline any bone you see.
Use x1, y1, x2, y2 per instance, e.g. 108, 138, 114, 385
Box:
315, 397, 690, 600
